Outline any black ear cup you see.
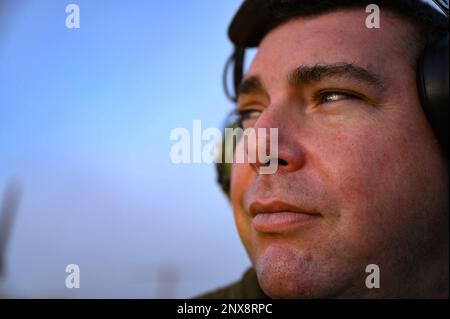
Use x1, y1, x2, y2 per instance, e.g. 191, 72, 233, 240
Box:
216, 111, 242, 196
417, 36, 449, 155
223, 48, 246, 103
218, 49, 247, 196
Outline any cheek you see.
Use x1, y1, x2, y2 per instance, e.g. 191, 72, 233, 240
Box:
314, 124, 387, 202
317, 119, 436, 255
331, 141, 387, 204
312, 130, 402, 262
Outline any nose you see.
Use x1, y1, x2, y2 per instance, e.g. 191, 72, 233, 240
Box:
246, 107, 306, 174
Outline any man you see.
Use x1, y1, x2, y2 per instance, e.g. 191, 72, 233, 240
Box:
200, 0, 448, 298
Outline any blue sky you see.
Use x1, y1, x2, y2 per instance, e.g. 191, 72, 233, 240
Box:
0, 0, 248, 298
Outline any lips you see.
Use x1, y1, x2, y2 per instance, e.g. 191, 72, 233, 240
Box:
248, 200, 321, 233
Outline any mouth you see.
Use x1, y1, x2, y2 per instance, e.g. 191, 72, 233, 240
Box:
248, 199, 321, 233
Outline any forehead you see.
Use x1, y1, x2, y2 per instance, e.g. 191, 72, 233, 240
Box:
249, 9, 413, 82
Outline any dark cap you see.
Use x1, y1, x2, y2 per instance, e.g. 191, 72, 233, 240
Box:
228, 0, 450, 48
228, 0, 273, 48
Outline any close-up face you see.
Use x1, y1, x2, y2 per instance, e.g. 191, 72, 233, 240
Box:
231, 9, 449, 298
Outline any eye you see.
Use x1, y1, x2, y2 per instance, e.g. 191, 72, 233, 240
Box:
318, 91, 361, 104
237, 109, 261, 129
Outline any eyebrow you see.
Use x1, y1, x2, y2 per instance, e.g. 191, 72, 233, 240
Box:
237, 75, 265, 97
237, 62, 383, 99
289, 62, 383, 88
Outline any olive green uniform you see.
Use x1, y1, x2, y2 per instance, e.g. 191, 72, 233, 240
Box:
195, 268, 268, 299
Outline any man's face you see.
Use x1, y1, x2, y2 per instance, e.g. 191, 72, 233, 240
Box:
230, 9, 448, 298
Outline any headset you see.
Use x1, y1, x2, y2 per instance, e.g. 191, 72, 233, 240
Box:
217, 0, 449, 196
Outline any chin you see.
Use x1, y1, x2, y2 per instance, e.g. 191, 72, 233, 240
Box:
253, 244, 346, 299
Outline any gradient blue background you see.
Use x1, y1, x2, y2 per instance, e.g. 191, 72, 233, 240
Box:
0, 0, 249, 298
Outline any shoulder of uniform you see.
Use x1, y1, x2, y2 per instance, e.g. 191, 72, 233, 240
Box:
193, 268, 268, 299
